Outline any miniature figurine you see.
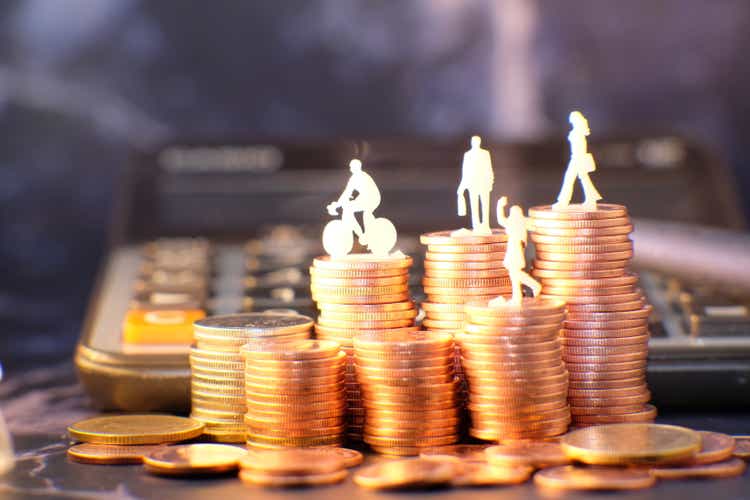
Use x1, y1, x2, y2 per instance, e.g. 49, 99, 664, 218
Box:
495, 196, 542, 304
323, 159, 397, 257
552, 111, 602, 211
457, 135, 494, 235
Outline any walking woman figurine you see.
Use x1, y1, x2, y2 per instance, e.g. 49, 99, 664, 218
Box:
552, 111, 602, 211
495, 196, 542, 304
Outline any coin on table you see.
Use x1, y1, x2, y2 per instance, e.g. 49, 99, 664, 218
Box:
419, 444, 491, 463
450, 462, 533, 487
687, 431, 736, 465
239, 468, 348, 487
561, 423, 701, 465
651, 457, 746, 479
534, 465, 655, 491
67, 443, 165, 464
67, 415, 205, 445
353, 458, 457, 489
143, 443, 247, 475
733, 436, 750, 459
239, 448, 347, 475
486, 441, 572, 468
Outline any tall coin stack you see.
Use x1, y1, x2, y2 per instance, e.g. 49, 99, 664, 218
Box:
310, 255, 417, 442
353, 330, 460, 456
241, 339, 346, 449
419, 230, 511, 405
190, 313, 313, 443
528, 204, 656, 426
459, 298, 571, 440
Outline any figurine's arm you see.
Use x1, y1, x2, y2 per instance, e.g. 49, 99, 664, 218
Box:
336, 176, 357, 206
496, 196, 509, 228
457, 154, 469, 194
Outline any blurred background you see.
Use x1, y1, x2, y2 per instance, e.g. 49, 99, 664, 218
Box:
1, 0, 750, 369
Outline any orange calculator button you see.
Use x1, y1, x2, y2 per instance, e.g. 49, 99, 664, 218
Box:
122, 309, 205, 345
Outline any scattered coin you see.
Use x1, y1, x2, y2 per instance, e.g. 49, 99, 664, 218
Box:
353, 458, 457, 490
733, 436, 750, 459
450, 462, 533, 487
420, 444, 491, 463
239, 468, 348, 487
239, 448, 346, 475
689, 431, 736, 465
67, 443, 164, 464
534, 465, 656, 491
67, 415, 205, 445
561, 423, 701, 465
651, 457, 746, 479
486, 441, 572, 468
143, 443, 247, 475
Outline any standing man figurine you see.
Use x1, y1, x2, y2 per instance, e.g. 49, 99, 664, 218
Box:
495, 196, 541, 304
457, 135, 494, 235
552, 111, 602, 211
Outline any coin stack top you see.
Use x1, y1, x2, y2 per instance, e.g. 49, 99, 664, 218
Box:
353, 330, 460, 456
528, 204, 655, 426
241, 339, 346, 449
311, 254, 417, 442
459, 297, 571, 441
190, 313, 313, 442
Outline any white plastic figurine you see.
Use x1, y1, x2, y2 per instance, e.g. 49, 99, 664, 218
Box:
0, 364, 13, 475
494, 196, 542, 304
552, 111, 602, 211
457, 135, 494, 235
323, 159, 397, 258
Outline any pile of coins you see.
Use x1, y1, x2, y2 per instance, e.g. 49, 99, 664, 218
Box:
241, 339, 346, 449
190, 313, 313, 442
238, 448, 362, 487
528, 204, 654, 426
353, 330, 460, 455
310, 255, 417, 441
459, 298, 571, 440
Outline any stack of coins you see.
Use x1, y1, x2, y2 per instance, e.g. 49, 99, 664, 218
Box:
241, 339, 346, 449
353, 330, 460, 455
459, 298, 571, 440
190, 313, 313, 442
528, 204, 655, 426
310, 254, 417, 441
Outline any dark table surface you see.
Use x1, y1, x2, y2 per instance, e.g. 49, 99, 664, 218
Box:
1, 360, 749, 500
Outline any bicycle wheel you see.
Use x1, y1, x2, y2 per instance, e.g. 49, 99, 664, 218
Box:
323, 219, 354, 257
366, 218, 397, 256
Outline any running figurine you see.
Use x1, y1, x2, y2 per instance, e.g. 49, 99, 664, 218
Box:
494, 196, 542, 304
552, 111, 602, 211
457, 135, 494, 235
323, 159, 397, 258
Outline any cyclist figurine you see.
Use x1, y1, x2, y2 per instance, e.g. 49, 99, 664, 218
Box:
496, 196, 542, 304
552, 110, 602, 211
327, 158, 382, 246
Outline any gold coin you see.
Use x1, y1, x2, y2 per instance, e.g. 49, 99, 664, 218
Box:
734, 436, 750, 459
486, 441, 571, 468
651, 457, 746, 479
450, 462, 533, 487
534, 465, 655, 491
561, 423, 701, 465
529, 203, 628, 220
67, 443, 164, 464
354, 458, 456, 489
200, 429, 245, 443
143, 443, 246, 475
239, 468, 348, 487
312, 254, 413, 271
68, 415, 204, 445
420, 229, 508, 245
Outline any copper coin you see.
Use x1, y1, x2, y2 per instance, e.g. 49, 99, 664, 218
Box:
424, 268, 508, 279
466, 313, 565, 327
529, 204, 629, 220
364, 408, 459, 421
651, 457, 746, 479
423, 276, 510, 288
471, 425, 569, 442
364, 426, 457, 440
536, 242, 633, 255
461, 357, 565, 372
419, 444, 491, 463
426, 243, 507, 254
464, 297, 567, 316
561, 334, 649, 347
143, 444, 247, 476
568, 376, 645, 389
532, 216, 631, 229
486, 441, 571, 468
544, 291, 644, 305
364, 435, 458, 449
563, 352, 647, 364
534, 259, 629, 271
570, 403, 649, 416
311, 283, 409, 296
573, 404, 657, 424
688, 431, 737, 465
354, 329, 453, 349
562, 344, 648, 356
561, 327, 649, 339
309, 266, 408, 279
315, 324, 418, 338
566, 306, 652, 321
319, 309, 417, 321
463, 366, 567, 382
67, 444, 165, 465
313, 255, 413, 271
470, 415, 571, 433
565, 299, 645, 313
463, 323, 562, 336
425, 294, 499, 304
543, 285, 637, 297
245, 415, 344, 430
531, 233, 631, 245
245, 433, 344, 448
421, 319, 464, 330
458, 332, 560, 346
311, 274, 409, 287
245, 424, 345, 440
534, 465, 655, 491
420, 301, 466, 313
424, 259, 504, 270
312, 292, 411, 304
239, 468, 348, 487
239, 447, 348, 475
358, 381, 459, 396
469, 406, 571, 425
532, 268, 626, 279
318, 317, 415, 329
734, 436, 750, 459
449, 462, 533, 487
569, 392, 651, 407
318, 301, 415, 313
557, 359, 647, 372
423, 311, 465, 321
425, 251, 505, 262
354, 458, 456, 489
568, 385, 649, 399
421, 229, 508, 245
424, 286, 511, 297
531, 224, 634, 237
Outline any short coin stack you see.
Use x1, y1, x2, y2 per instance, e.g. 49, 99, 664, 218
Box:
238, 448, 351, 487
241, 339, 346, 449
310, 254, 417, 441
459, 298, 571, 440
353, 330, 460, 455
528, 204, 655, 426
190, 313, 312, 442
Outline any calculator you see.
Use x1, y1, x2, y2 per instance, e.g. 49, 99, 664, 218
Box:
75, 137, 750, 412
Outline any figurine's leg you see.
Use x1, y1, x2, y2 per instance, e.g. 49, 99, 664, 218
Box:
579, 173, 602, 208
520, 272, 542, 297
553, 169, 576, 208
510, 269, 523, 304
360, 210, 375, 245
343, 207, 364, 239
480, 190, 491, 230
470, 191, 480, 230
